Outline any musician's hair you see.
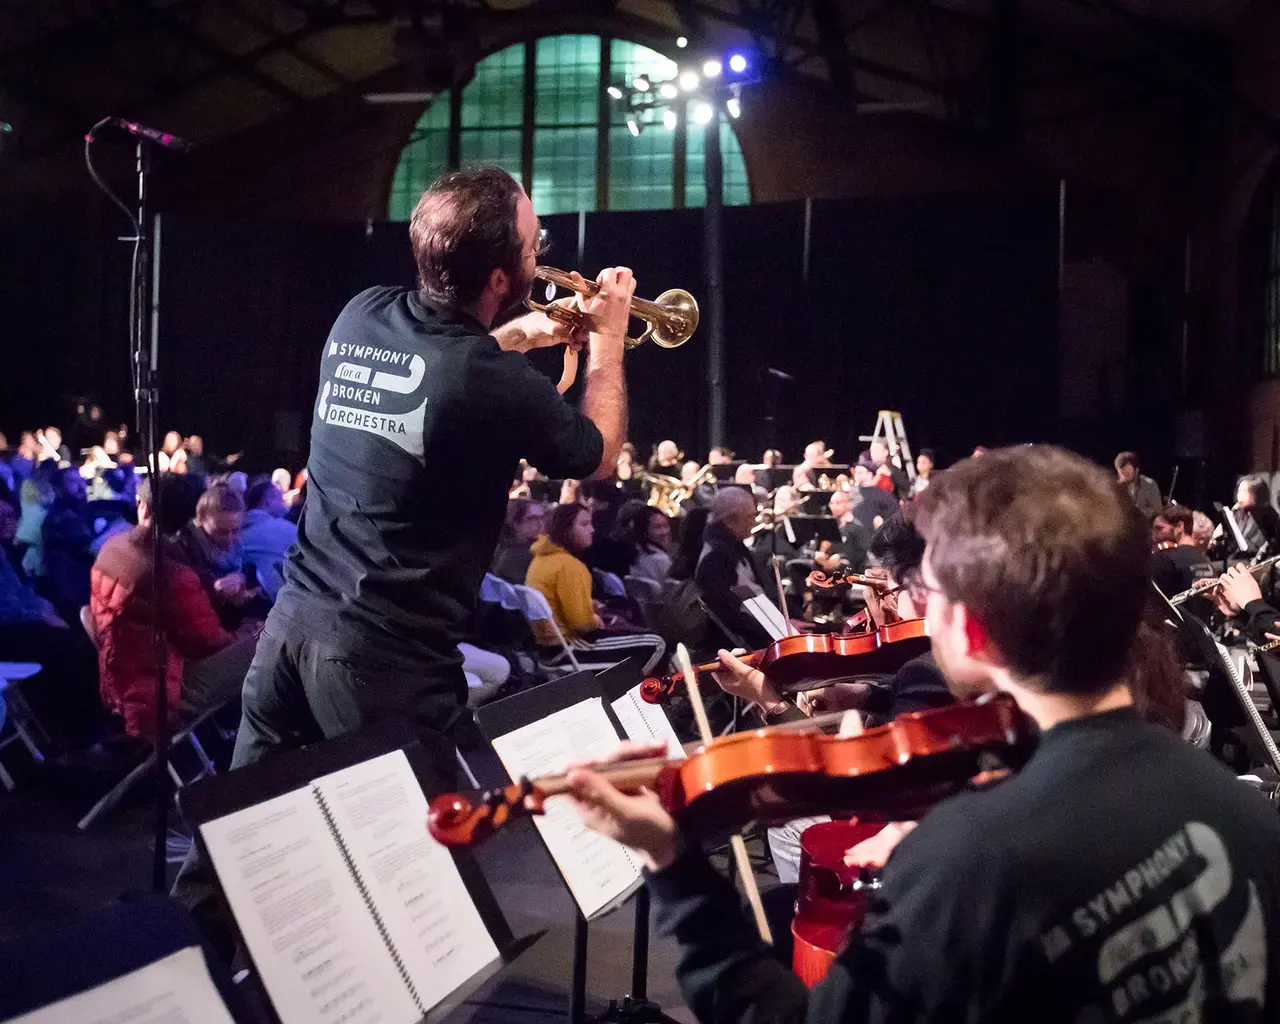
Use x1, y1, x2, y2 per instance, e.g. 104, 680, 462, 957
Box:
1238, 474, 1273, 508
411, 166, 524, 309
1157, 504, 1194, 533
548, 502, 590, 555
869, 510, 926, 580
1114, 451, 1139, 471
915, 445, 1149, 695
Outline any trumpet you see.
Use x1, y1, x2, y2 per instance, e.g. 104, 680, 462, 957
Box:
528, 266, 699, 393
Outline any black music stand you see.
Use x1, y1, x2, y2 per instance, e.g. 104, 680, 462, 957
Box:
179, 719, 540, 1024
476, 661, 682, 1024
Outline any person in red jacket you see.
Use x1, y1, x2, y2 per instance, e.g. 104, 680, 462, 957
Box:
90, 475, 258, 739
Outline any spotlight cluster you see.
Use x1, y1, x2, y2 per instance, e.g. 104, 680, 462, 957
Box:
609, 43, 756, 136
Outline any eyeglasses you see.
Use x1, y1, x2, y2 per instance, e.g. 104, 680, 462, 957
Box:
522, 227, 550, 262
901, 567, 945, 607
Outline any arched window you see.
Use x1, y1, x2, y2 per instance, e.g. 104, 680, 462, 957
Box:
387, 35, 750, 220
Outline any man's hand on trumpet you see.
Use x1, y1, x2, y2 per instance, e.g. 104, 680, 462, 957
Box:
492, 285, 589, 355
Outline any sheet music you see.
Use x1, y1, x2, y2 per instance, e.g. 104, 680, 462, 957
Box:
4, 946, 234, 1024
311, 751, 500, 1013
610, 684, 686, 760
200, 789, 420, 1024
490, 697, 643, 918
744, 594, 789, 641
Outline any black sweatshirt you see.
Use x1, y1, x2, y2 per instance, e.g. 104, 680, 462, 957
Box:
648, 708, 1280, 1023
274, 287, 603, 676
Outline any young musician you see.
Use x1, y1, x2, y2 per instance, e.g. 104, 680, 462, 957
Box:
1150, 503, 1212, 597
566, 445, 1280, 1022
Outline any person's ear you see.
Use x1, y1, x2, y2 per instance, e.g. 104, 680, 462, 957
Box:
487, 267, 509, 297
954, 603, 988, 658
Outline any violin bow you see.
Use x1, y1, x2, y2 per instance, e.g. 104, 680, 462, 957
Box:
772, 557, 799, 637
675, 643, 774, 945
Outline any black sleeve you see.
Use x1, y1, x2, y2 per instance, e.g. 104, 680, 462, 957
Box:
840, 523, 870, 572
647, 851, 811, 1024
695, 551, 773, 649
1242, 599, 1280, 646
503, 356, 604, 480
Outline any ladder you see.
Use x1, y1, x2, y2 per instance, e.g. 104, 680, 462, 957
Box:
859, 410, 915, 481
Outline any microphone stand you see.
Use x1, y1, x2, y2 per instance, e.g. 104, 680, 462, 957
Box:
87, 123, 169, 890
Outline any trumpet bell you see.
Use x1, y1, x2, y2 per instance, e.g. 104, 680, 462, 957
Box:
649, 289, 699, 349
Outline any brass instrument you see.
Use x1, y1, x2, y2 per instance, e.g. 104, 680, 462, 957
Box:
638, 464, 714, 517
528, 266, 699, 393
1167, 553, 1280, 606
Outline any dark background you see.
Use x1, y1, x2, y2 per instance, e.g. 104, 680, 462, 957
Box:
2, 192, 1059, 471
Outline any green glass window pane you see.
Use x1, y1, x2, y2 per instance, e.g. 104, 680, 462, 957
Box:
685, 119, 750, 207
609, 38, 677, 97
461, 44, 524, 129
388, 98, 449, 221
459, 127, 523, 182
535, 35, 600, 126
532, 127, 596, 214
608, 125, 674, 211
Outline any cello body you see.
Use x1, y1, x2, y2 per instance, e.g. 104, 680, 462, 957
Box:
791, 820, 885, 986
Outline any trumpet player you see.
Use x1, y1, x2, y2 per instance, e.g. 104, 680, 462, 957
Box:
202, 166, 633, 792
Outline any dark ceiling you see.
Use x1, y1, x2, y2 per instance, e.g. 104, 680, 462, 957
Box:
0, 0, 1264, 183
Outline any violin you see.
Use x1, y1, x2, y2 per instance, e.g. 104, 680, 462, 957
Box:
807, 567, 901, 592
639, 618, 932, 705
426, 695, 1034, 849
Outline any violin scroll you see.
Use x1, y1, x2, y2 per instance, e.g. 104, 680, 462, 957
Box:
427, 780, 547, 847
640, 675, 678, 704
808, 567, 856, 590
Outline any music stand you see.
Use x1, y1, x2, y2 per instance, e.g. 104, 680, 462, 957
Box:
1176, 612, 1280, 773
476, 664, 682, 1024
179, 719, 539, 1024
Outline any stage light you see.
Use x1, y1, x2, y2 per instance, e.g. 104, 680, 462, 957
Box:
728, 53, 748, 74
662, 109, 678, 130
676, 35, 688, 48
633, 76, 650, 92
678, 69, 700, 91
627, 117, 640, 137
607, 85, 624, 100
703, 59, 722, 78
690, 100, 713, 125
659, 82, 679, 99
726, 96, 741, 118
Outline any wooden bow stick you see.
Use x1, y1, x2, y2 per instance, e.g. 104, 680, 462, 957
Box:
674, 642, 774, 944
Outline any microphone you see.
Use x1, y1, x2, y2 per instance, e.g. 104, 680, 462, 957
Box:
110, 119, 191, 152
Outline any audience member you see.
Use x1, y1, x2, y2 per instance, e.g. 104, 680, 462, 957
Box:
491, 498, 546, 584
270, 467, 292, 494
869, 440, 910, 498
0, 498, 101, 748
91, 475, 258, 739
630, 505, 673, 582
172, 485, 260, 629
14, 474, 53, 577
41, 466, 94, 623
240, 480, 297, 601
526, 503, 666, 674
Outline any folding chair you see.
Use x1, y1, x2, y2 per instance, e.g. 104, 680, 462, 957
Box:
77, 703, 226, 830
478, 573, 581, 675
0, 662, 48, 790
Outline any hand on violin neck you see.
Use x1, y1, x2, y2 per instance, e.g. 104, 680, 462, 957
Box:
712, 648, 781, 711
564, 740, 680, 871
